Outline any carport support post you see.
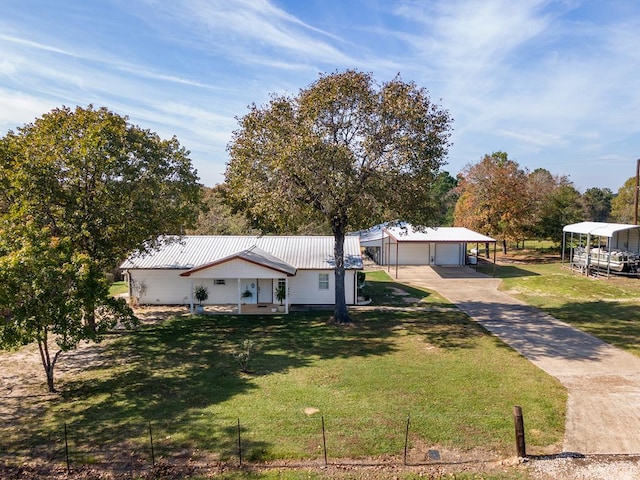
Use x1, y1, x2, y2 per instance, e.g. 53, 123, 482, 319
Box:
513, 405, 526, 458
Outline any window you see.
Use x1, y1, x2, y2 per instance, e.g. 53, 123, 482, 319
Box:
214, 279, 226, 285
318, 273, 329, 290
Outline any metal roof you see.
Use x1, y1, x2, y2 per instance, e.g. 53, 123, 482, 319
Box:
563, 222, 640, 238
120, 235, 363, 271
385, 225, 495, 242
354, 222, 495, 245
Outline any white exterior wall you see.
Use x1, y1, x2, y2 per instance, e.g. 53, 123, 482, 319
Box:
128, 269, 191, 305
190, 258, 286, 279
127, 267, 359, 306
288, 269, 357, 305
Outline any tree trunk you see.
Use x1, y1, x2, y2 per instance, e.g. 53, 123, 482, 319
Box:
332, 226, 350, 323
502, 238, 508, 254
37, 336, 61, 393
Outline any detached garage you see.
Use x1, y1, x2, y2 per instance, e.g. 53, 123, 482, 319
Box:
357, 223, 496, 269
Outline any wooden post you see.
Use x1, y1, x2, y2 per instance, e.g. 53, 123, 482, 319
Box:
403, 414, 410, 466
513, 406, 526, 458
237, 418, 242, 466
321, 416, 328, 466
634, 158, 640, 225
64, 422, 70, 474
148, 421, 155, 466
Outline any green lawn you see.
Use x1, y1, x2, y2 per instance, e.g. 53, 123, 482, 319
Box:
109, 280, 129, 296
479, 261, 640, 356
1, 272, 566, 480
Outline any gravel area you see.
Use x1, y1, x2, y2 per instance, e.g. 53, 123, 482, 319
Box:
528, 455, 640, 479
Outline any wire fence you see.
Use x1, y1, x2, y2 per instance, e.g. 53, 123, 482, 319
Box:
0, 408, 527, 477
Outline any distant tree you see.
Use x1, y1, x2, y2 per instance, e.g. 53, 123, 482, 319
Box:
610, 177, 635, 224
226, 70, 452, 322
431, 171, 458, 226
453, 152, 528, 253
188, 184, 259, 235
0, 105, 202, 392
524, 169, 582, 242
581, 187, 613, 222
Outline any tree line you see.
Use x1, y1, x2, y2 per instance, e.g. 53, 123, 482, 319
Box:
195, 154, 632, 256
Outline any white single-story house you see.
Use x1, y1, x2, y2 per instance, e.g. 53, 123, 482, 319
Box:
356, 223, 496, 268
562, 222, 640, 276
120, 235, 363, 314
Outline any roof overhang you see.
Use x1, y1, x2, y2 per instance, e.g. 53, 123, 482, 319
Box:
180, 246, 297, 277
384, 226, 495, 243
562, 222, 640, 238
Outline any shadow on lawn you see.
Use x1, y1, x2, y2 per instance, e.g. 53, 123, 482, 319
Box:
543, 300, 640, 356
11, 312, 399, 463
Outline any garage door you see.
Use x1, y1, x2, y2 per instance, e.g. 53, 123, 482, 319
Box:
435, 243, 460, 265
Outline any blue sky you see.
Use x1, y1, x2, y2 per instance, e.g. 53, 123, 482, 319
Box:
1, 0, 639, 191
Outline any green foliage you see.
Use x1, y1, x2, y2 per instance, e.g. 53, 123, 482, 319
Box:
610, 176, 635, 223
581, 187, 613, 222
1, 105, 202, 269
188, 184, 260, 235
194, 285, 209, 305
274, 283, 287, 305
0, 104, 202, 391
0, 225, 136, 392
226, 70, 452, 322
234, 338, 257, 373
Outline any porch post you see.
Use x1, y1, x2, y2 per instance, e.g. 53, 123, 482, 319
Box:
285, 277, 289, 314
189, 278, 194, 315
237, 278, 242, 314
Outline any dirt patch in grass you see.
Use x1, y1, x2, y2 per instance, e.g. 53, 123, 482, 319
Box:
0, 306, 187, 422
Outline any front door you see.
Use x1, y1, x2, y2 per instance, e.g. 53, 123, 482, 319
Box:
257, 279, 273, 304
240, 279, 257, 304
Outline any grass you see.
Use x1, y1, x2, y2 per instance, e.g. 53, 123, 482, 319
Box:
478, 260, 640, 356
2, 271, 565, 474
109, 280, 129, 296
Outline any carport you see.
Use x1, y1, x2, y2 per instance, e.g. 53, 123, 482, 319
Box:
562, 221, 640, 277
357, 223, 496, 278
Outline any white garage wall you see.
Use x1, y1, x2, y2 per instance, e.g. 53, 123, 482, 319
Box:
383, 242, 430, 265
434, 243, 461, 265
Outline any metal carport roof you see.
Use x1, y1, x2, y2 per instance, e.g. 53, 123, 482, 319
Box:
562, 222, 640, 238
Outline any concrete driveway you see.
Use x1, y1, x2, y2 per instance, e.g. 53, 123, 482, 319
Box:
393, 265, 640, 455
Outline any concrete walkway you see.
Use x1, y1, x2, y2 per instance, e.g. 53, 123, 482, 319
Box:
392, 265, 640, 455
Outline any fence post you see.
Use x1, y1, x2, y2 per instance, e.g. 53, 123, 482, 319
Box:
403, 413, 411, 466
237, 418, 242, 466
513, 406, 526, 458
148, 421, 155, 466
321, 416, 328, 466
64, 422, 70, 474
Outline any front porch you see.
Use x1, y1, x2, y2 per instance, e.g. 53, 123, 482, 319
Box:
194, 303, 288, 315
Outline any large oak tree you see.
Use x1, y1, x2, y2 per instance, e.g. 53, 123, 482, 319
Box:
225, 70, 452, 322
0, 105, 202, 391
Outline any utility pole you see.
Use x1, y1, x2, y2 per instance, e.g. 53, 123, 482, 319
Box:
635, 159, 640, 225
